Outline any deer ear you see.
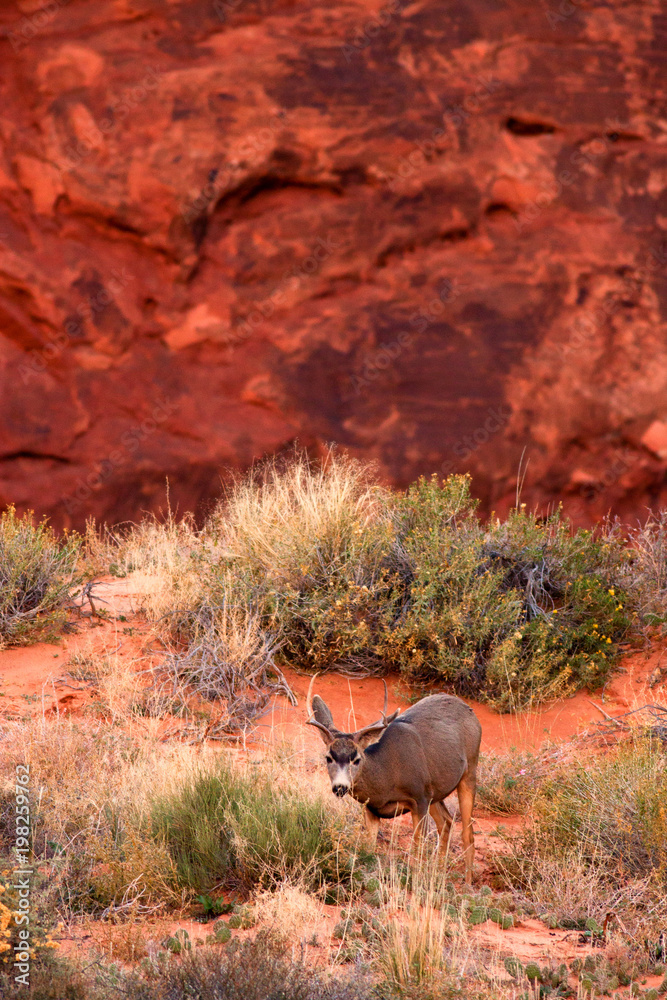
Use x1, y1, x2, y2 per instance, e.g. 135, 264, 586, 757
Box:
311, 694, 335, 729
355, 726, 387, 749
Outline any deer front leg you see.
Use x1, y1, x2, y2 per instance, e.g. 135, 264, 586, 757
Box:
409, 799, 430, 849
362, 805, 380, 845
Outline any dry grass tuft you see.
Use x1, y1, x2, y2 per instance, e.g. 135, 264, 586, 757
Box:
490, 736, 667, 938
254, 882, 324, 944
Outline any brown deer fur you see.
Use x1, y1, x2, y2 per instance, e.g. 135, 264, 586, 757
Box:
306, 676, 482, 883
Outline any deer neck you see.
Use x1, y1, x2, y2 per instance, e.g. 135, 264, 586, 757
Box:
350, 754, 382, 804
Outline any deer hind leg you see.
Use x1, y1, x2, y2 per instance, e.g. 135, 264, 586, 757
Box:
429, 800, 453, 855
456, 773, 477, 885
362, 806, 380, 845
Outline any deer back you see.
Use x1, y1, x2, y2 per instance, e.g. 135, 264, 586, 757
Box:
353, 693, 481, 806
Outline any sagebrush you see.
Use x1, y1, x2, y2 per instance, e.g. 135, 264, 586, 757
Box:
0, 506, 79, 647
105, 452, 659, 711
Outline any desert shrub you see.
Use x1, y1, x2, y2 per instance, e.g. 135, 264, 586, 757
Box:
4, 720, 366, 917
209, 461, 634, 707
0, 950, 94, 1000
367, 851, 521, 999
104, 454, 654, 709
0, 934, 375, 1000
476, 749, 544, 815
620, 509, 667, 628
0, 864, 72, 997
154, 580, 293, 734
150, 757, 368, 896
376, 479, 632, 707
93, 508, 293, 732
129, 931, 374, 1000
492, 738, 667, 929
0, 506, 79, 646
529, 738, 667, 882
0, 721, 185, 916
212, 450, 398, 673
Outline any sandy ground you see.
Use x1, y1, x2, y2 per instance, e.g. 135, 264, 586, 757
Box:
1, 575, 665, 987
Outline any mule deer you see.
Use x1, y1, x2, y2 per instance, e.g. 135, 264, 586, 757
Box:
306, 676, 482, 882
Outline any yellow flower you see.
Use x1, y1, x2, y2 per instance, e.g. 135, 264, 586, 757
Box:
606, 637, 612, 644
608, 588, 615, 596
592, 624, 598, 630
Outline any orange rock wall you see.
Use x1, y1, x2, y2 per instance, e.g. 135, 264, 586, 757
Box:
0, 0, 666, 528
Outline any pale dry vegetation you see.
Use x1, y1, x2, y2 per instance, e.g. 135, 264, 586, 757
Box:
0, 505, 80, 647
1, 454, 667, 999
2, 709, 666, 1000
90, 451, 667, 724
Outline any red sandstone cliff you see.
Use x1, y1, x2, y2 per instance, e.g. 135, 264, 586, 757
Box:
0, 0, 666, 529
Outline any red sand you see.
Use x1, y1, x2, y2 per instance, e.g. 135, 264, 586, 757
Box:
2, 577, 665, 990
253, 643, 667, 754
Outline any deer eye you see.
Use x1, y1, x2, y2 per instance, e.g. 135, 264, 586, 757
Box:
352, 756, 361, 765
325, 754, 333, 764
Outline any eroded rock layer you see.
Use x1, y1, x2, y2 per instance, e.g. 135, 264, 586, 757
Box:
0, 0, 666, 528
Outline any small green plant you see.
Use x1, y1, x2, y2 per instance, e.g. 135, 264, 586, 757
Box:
162, 928, 191, 954
150, 758, 370, 896
0, 506, 80, 646
196, 894, 232, 918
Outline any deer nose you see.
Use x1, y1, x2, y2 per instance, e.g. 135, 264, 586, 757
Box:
332, 784, 349, 798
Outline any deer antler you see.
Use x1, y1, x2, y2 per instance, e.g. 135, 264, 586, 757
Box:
353, 680, 399, 742
305, 672, 335, 740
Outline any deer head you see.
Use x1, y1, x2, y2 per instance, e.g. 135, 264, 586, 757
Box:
305, 673, 399, 797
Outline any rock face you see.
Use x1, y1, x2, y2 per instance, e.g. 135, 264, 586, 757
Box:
0, 0, 666, 529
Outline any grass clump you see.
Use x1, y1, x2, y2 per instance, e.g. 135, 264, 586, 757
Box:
0, 506, 79, 647
213, 452, 397, 673
2, 719, 368, 917
621, 509, 667, 629
492, 738, 667, 933
151, 757, 369, 898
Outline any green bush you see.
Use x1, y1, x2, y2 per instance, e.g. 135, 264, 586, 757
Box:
524, 739, 667, 884
113, 453, 654, 710
151, 759, 369, 896
215, 461, 633, 708
0, 506, 79, 646
493, 739, 667, 931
